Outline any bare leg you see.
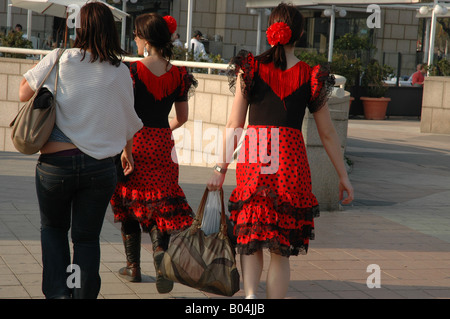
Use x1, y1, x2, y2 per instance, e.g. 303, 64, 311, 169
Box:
266, 253, 290, 299
240, 250, 263, 298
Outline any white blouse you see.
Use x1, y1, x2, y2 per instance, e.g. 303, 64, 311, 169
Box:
24, 48, 143, 159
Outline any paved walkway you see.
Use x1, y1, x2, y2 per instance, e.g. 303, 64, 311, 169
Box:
0, 118, 449, 299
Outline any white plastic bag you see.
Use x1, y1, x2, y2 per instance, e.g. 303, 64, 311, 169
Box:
201, 190, 222, 235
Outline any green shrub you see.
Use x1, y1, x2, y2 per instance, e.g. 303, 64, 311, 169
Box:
361, 59, 394, 98
0, 31, 33, 58
429, 58, 450, 76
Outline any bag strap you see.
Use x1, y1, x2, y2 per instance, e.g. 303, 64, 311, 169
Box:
32, 48, 65, 98
53, 56, 61, 98
9, 49, 65, 128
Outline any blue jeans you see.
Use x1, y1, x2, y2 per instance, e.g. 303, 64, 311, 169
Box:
35, 152, 117, 299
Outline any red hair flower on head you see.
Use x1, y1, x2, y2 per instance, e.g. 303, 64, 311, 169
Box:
266, 22, 292, 46
163, 15, 177, 34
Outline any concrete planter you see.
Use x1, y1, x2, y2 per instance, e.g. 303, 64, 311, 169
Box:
361, 97, 391, 120
420, 76, 450, 134
302, 92, 350, 211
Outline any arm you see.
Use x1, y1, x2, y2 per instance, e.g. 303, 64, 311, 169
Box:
169, 101, 189, 131
207, 74, 249, 190
19, 50, 56, 102
411, 72, 420, 85
121, 138, 135, 176
19, 78, 35, 102
312, 104, 354, 204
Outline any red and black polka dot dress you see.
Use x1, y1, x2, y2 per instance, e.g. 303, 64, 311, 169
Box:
110, 61, 197, 233
227, 51, 334, 257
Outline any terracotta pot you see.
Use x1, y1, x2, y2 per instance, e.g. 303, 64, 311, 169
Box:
360, 97, 391, 120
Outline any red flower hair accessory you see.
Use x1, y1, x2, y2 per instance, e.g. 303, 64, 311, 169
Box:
266, 22, 292, 46
163, 16, 177, 34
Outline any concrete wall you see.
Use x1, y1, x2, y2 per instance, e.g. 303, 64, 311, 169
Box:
0, 56, 350, 211
169, 72, 239, 170
420, 76, 450, 134
0, 57, 37, 151
374, 8, 420, 77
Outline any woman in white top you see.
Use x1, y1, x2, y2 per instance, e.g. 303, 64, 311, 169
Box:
18, 2, 143, 299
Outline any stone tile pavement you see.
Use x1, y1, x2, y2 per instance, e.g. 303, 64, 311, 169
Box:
0, 119, 449, 300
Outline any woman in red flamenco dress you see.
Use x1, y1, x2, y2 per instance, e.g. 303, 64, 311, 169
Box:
110, 13, 196, 293
207, 3, 354, 299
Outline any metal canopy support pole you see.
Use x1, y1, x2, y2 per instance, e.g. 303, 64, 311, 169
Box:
27, 10, 32, 40
121, 1, 127, 50
428, 0, 438, 67
7, 0, 12, 31
256, 9, 262, 55
328, 5, 335, 62
423, 18, 431, 64
186, 0, 193, 52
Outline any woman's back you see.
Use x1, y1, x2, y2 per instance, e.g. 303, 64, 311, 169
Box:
24, 48, 142, 159
129, 60, 193, 128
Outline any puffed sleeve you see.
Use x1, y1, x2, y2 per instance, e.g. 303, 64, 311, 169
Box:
308, 64, 335, 113
176, 66, 198, 102
227, 50, 256, 99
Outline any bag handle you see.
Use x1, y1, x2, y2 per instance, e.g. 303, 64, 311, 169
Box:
193, 188, 227, 236
33, 48, 65, 97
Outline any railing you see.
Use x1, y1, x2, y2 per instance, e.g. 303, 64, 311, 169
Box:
0, 46, 52, 60
0, 46, 346, 95
0, 46, 228, 74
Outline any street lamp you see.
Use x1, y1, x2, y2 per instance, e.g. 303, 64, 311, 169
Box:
324, 6, 347, 62
250, 8, 271, 55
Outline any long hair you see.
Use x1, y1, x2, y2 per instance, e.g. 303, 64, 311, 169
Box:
135, 13, 173, 63
257, 3, 305, 70
73, 2, 127, 67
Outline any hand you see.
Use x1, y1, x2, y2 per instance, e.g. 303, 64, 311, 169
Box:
121, 152, 135, 176
207, 171, 226, 191
339, 176, 354, 205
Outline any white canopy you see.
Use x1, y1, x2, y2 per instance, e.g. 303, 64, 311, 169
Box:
10, 0, 128, 20
246, 0, 420, 8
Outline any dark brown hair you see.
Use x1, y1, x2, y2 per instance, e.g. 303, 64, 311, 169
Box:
257, 3, 305, 70
73, 2, 127, 67
135, 13, 173, 62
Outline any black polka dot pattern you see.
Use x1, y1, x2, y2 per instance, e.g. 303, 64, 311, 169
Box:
111, 127, 194, 233
229, 126, 320, 257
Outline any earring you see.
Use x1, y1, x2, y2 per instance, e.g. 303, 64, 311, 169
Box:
143, 46, 149, 57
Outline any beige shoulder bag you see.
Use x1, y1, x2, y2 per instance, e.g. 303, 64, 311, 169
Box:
10, 48, 65, 155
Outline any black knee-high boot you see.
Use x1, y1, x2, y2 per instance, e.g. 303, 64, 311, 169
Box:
150, 226, 173, 293
118, 231, 142, 282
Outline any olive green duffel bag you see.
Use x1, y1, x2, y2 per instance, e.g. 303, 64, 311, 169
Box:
160, 188, 240, 297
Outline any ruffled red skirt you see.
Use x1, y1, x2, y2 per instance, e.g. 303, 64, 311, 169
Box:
111, 127, 193, 233
229, 125, 319, 257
